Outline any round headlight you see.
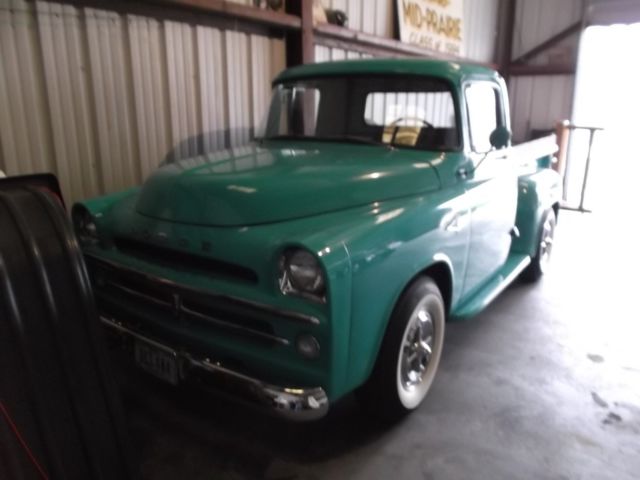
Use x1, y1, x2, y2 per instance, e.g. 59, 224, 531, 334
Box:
72, 205, 98, 246
288, 250, 324, 293
279, 249, 326, 301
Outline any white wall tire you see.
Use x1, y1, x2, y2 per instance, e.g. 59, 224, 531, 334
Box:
395, 292, 445, 409
357, 277, 445, 420
522, 208, 557, 282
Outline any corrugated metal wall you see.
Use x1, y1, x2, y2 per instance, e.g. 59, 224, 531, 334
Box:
314, 44, 372, 61
509, 0, 584, 142
462, 0, 500, 62
318, 0, 500, 63
0, 0, 285, 203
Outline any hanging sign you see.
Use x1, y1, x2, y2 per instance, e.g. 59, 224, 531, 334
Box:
396, 0, 465, 56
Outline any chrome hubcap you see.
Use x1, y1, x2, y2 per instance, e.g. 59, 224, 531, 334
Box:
539, 216, 555, 269
400, 307, 434, 390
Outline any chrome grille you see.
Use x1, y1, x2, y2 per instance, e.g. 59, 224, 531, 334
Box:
88, 257, 291, 347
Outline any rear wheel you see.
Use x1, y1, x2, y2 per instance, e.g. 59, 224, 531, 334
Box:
357, 277, 445, 420
522, 208, 556, 282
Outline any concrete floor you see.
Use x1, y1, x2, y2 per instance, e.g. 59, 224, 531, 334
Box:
113, 210, 640, 480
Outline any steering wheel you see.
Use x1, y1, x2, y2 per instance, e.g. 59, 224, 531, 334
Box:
390, 117, 433, 128
388, 117, 433, 144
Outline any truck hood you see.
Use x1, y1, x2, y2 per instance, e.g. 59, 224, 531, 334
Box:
135, 142, 442, 226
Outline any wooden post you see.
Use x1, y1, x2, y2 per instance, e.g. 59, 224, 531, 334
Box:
554, 119, 570, 178
285, 0, 314, 66
495, 0, 516, 81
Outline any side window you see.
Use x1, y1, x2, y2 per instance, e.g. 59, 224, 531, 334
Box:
465, 83, 502, 152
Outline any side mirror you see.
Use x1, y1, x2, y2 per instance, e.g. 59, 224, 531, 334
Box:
489, 126, 511, 150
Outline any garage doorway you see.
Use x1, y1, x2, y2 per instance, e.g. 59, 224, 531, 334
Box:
568, 22, 640, 213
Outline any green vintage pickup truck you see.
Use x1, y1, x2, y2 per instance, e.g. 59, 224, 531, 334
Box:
73, 59, 562, 420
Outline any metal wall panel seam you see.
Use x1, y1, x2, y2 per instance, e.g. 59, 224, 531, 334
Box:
172, 22, 188, 157
10, 1, 54, 174
110, 8, 138, 190
63, 5, 101, 198
196, 25, 210, 153
347, 0, 362, 33
121, 13, 143, 185
155, 18, 172, 165
128, 15, 150, 176
186, 22, 200, 156
0, 133, 4, 173
225, 30, 237, 147
240, 31, 252, 144
0, 4, 30, 176
212, 27, 227, 150
362, 0, 375, 35
164, 20, 183, 160
49, 2, 85, 198
35, 1, 78, 202
84, 7, 113, 195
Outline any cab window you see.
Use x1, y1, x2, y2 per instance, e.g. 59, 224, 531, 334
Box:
465, 82, 504, 152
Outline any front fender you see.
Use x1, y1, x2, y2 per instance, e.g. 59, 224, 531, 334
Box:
334, 190, 467, 397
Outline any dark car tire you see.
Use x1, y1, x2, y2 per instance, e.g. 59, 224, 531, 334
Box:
356, 277, 445, 421
0, 187, 134, 479
521, 208, 556, 283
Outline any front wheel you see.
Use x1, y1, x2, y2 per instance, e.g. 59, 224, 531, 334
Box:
522, 208, 557, 282
357, 277, 445, 420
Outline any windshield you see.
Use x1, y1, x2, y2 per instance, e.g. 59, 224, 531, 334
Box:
257, 75, 460, 151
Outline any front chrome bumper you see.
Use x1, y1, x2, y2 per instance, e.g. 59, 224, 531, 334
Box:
101, 316, 329, 421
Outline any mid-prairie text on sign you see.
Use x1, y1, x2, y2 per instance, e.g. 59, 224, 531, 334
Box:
397, 0, 464, 56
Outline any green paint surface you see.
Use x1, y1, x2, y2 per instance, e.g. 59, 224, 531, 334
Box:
77, 60, 562, 403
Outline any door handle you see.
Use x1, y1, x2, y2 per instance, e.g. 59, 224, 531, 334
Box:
456, 167, 468, 179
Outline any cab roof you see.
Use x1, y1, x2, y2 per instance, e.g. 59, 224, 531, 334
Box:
273, 58, 500, 85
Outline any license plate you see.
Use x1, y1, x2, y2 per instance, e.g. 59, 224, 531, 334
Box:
134, 341, 179, 385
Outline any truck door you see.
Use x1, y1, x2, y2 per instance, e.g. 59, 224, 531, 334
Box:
461, 81, 517, 298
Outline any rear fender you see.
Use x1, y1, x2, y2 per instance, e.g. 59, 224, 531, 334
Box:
512, 169, 562, 257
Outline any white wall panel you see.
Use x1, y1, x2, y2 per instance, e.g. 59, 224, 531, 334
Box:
196, 24, 227, 155
314, 44, 363, 62
463, 0, 500, 62
315, 44, 331, 62
165, 20, 200, 160
0, 1, 54, 179
129, 15, 172, 178
509, 0, 586, 142
37, 1, 101, 202
85, 7, 139, 195
0, 0, 285, 203
512, 0, 583, 61
225, 30, 251, 147
509, 75, 575, 142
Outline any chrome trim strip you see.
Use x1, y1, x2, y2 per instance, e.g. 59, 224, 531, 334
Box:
102, 316, 177, 358
87, 253, 320, 326
101, 316, 328, 421
180, 304, 290, 346
102, 279, 290, 346
107, 280, 172, 309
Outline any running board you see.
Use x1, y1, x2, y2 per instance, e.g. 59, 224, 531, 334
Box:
451, 253, 531, 321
